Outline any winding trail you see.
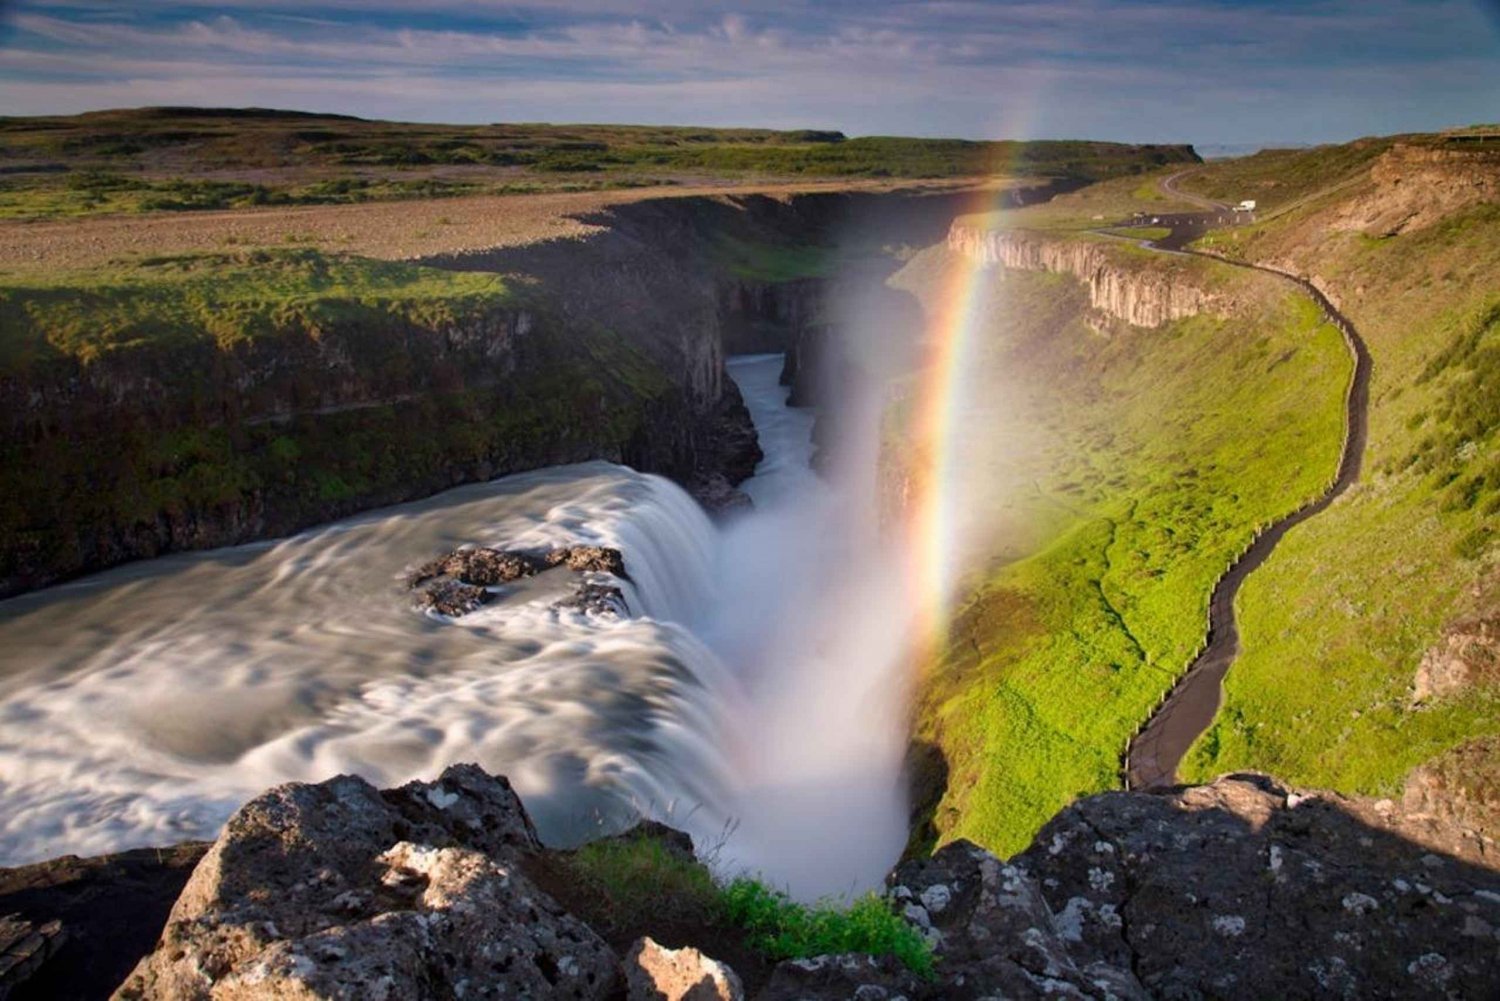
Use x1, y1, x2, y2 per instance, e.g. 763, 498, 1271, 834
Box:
1158, 167, 1228, 211
1121, 176, 1373, 790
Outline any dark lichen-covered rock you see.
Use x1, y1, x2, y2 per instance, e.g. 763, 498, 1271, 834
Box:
886, 773, 1500, 1000
413, 577, 491, 617
113, 764, 616, 1001
0, 913, 66, 999
757, 953, 929, 1001
687, 473, 753, 516
889, 842, 1146, 1000
554, 582, 629, 618
1009, 773, 1500, 1000
545, 546, 629, 579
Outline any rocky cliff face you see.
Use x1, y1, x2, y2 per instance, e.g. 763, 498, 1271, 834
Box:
1332, 144, 1500, 237
54, 767, 1497, 1001
0, 187, 987, 598
947, 225, 1235, 328
0, 293, 743, 597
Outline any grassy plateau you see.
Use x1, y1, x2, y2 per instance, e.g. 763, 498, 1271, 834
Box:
0, 107, 1198, 221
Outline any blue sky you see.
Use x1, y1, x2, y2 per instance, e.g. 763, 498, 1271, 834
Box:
1, 1, 1497, 145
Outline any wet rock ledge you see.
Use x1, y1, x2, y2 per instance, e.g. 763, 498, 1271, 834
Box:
407, 544, 629, 618
1, 766, 1491, 1000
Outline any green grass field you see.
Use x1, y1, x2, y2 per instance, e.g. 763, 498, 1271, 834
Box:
1174, 139, 1401, 214
561, 832, 933, 977
891, 239, 1350, 855
1179, 196, 1500, 791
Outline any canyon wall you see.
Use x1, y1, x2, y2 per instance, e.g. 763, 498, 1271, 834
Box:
947, 223, 1236, 328
0, 187, 984, 597
1332, 143, 1500, 237
0, 293, 728, 597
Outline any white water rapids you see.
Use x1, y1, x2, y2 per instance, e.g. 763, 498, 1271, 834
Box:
0, 355, 912, 899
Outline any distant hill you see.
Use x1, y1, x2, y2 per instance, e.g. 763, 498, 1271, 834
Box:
0, 107, 1199, 220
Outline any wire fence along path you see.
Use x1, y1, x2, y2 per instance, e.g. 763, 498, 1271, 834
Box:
1118, 228, 1372, 791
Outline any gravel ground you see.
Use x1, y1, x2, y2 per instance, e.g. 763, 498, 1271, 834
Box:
0, 177, 996, 274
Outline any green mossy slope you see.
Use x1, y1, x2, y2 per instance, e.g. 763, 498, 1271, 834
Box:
892, 245, 1349, 855
1180, 190, 1500, 790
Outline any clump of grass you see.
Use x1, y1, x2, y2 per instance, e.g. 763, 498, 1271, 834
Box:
566, 833, 722, 933
720, 878, 936, 979
561, 834, 935, 979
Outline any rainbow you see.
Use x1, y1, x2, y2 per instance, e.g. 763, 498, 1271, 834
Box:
904, 146, 1031, 667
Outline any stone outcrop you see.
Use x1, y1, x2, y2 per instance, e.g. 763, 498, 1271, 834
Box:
0, 842, 209, 1001
0, 914, 65, 999
414, 578, 492, 617
947, 224, 1235, 328
114, 764, 617, 1001
887, 774, 1500, 999
890, 843, 1145, 999
1413, 614, 1500, 702
625, 937, 744, 1001
554, 582, 628, 618
1007, 774, 1500, 999
544, 546, 630, 578
758, 954, 929, 1001
408, 548, 547, 589
15, 768, 1500, 1000
1333, 144, 1500, 237
1404, 736, 1500, 844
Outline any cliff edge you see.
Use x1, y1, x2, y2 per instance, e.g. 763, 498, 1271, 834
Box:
5, 766, 1495, 1000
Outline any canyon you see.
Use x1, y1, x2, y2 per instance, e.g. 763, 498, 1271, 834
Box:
0, 183, 1037, 598
1, 128, 1497, 999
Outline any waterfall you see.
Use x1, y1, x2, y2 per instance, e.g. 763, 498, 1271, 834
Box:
0, 355, 912, 900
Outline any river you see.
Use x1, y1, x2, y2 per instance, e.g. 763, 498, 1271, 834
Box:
0, 354, 911, 899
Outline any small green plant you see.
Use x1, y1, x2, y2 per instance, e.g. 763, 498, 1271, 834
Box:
562, 834, 935, 979
566, 834, 722, 933
720, 879, 936, 979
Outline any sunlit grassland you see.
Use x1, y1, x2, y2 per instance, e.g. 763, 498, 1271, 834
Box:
1174, 138, 1401, 214
969, 172, 1201, 233
0, 248, 514, 368
1182, 200, 1500, 790
891, 244, 1349, 855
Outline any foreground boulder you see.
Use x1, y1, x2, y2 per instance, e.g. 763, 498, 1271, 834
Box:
890, 844, 1146, 999
625, 936, 743, 1000
892, 773, 1500, 1000
1, 913, 65, 998
114, 764, 616, 1000
758, 954, 929, 1001
84, 767, 1500, 999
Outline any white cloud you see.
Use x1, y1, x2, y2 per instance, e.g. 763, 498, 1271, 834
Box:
1, 0, 1497, 142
